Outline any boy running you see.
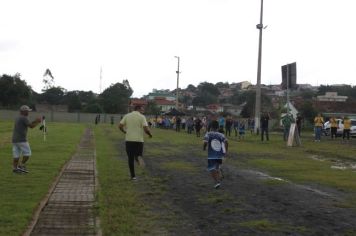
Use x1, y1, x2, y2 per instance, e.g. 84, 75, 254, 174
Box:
203, 120, 228, 189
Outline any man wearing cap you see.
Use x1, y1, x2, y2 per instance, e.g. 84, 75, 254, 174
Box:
12, 105, 41, 173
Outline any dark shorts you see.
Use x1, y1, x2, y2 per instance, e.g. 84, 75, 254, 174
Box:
125, 141, 144, 157
207, 159, 222, 172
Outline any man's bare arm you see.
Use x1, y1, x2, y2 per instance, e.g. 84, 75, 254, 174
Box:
143, 126, 153, 138
119, 123, 126, 134
29, 117, 41, 128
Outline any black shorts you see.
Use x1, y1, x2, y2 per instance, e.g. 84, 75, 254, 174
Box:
125, 141, 144, 157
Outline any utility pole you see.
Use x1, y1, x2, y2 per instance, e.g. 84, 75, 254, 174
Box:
254, 0, 264, 134
175, 56, 180, 109
286, 64, 290, 115
99, 66, 102, 94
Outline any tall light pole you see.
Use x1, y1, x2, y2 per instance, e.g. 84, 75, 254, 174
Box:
254, 0, 264, 134
175, 56, 180, 110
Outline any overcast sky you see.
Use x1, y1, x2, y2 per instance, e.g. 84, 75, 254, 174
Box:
1, 0, 355, 97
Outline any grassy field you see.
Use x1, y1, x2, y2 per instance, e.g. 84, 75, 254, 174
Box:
1, 120, 356, 235
0, 121, 85, 236
94, 125, 356, 235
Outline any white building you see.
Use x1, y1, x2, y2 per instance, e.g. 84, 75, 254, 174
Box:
317, 92, 348, 102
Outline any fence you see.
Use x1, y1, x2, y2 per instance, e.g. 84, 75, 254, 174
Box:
0, 110, 124, 124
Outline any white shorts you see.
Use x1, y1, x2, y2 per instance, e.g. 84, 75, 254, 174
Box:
12, 142, 32, 158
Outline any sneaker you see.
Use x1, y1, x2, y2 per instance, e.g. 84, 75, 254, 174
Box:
18, 165, 29, 173
13, 168, 24, 174
214, 183, 221, 189
131, 177, 137, 181
138, 156, 145, 167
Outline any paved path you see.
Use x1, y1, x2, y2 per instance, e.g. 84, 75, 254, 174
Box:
29, 128, 100, 236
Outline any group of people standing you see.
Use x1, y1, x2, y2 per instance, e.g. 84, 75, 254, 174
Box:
314, 113, 353, 141
150, 115, 255, 139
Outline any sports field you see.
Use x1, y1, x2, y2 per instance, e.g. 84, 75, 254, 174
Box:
0, 121, 85, 235
1, 121, 356, 235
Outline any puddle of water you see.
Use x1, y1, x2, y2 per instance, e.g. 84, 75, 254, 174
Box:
309, 155, 325, 162
245, 170, 287, 182
331, 165, 347, 170
244, 169, 334, 198
331, 164, 356, 170
308, 155, 356, 171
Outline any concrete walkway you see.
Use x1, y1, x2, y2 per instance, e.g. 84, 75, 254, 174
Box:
29, 128, 100, 236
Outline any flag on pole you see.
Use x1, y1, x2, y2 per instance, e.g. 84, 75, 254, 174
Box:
39, 115, 47, 141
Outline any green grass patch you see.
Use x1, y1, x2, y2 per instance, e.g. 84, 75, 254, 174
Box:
239, 219, 280, 231
0, 121, 84, 236
95, 125, 166, 235
197, 192, 235, 205
239, 219, 308, 233
262, 179, 288, 186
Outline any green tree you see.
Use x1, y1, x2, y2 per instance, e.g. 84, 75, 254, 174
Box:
317, 84, 356, 99
239, 91, 273, 118
186, 84, 197, 92
0, 74, 32, 107
299, 90, 315, 99
197, 82, 220, 96
78, 91, 97, 105
179, 95, 192, 106
40, 87, 66, 105
99, 80, 133, 113
192, 93, 218, 107
64, 91, 82, 112
215, 82, 229, 89
84, 103, 103, 113
299, 101, 317, 123
145, 100, 161, 115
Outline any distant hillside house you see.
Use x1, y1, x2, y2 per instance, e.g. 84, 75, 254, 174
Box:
222, 103, 243, 116
180, 90, 197, 98
317, 92, 348, 102
147, 89, 176, 101
154, 97, 175, 112
218, 88, 234, 99
206, 104, 223, 113
239, 81, 252, 90
130, 98, 148, 110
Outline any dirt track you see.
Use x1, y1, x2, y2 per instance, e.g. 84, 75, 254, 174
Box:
114, 134, 356, 236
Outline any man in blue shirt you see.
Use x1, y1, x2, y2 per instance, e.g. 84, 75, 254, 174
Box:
203, 120, 229, 189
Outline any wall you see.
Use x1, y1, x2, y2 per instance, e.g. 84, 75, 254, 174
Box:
0, 110, 124, 124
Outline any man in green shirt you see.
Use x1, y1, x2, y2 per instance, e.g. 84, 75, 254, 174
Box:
119, 105, 152, 180
282, 113, 294, 141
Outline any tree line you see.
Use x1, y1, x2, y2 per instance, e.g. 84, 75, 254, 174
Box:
1, 73, 355, 119
0, 74, 132, 114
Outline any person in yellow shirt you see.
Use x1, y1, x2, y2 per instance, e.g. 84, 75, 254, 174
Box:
119, 105, 152, 180
329, 116, 338, 139
314, 113, 324, 142
343, 116, 351, 141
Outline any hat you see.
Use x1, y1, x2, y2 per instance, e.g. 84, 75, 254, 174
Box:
20, 105, 32, 112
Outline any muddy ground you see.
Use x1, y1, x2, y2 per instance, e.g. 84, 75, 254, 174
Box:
113, 134, 356, 236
